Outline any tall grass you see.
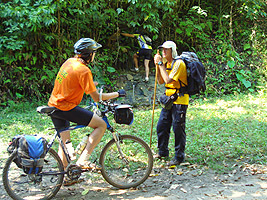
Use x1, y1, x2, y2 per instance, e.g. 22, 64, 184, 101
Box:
0, 90, 266, 172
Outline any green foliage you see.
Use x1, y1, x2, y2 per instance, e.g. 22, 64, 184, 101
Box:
91, 49, 118, 86
0, 0, 267, 104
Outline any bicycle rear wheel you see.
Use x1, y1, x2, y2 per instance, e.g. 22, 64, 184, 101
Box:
99, 135, 153, 189
2, 148, 64, 200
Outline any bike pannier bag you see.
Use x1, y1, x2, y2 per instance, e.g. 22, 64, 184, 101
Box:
114, 105, 134, 125
17, 135, 48, 174
7, 135, 23, 168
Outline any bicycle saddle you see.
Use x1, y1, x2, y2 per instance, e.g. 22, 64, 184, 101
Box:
37, 106, 57, 114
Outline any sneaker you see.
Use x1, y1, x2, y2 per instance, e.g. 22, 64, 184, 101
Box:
76, 161, 102, 170
144, 77, 149, 82
167, 158, 183, 166
129, 68, 139, 72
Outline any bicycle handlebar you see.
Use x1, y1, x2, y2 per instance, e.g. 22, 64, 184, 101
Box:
86, 100, 132, 118
88, 101, 119, 115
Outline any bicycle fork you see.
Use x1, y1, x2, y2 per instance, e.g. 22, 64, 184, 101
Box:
102, 115, 129, 165
111, 132, 129, 165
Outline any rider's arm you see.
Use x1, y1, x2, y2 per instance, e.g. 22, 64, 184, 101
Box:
121, 33, 135, 38
90, 91, 119, 102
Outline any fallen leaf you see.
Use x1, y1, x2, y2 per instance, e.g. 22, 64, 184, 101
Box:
180, 162, 190, 166
150, 174, 159, 177
204, 193, 216, 197
232, 169, 237, 174
177, 171, 183, 175
163, 184, 180, 193
81, 189, 90, 195
188, 164, 198, 169
180, 188, 187, 193
193, 185, 206, 189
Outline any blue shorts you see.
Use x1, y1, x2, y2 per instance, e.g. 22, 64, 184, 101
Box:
50, 106, 94, 132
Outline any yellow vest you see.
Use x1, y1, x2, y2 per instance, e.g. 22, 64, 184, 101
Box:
165, 59, 189, 105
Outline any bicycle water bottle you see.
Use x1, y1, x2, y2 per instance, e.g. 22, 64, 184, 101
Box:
65, 140, 76, 160
93, 102, 102, 117
75, 135, 89, 155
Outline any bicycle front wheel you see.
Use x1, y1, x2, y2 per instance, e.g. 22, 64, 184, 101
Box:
99, 135, 153, 189
2, 148, 64, 200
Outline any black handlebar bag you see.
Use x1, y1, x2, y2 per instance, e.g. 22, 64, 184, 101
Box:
114, 105, 134, 125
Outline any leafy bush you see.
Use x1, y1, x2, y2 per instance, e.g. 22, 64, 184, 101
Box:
0, 0, 266, 104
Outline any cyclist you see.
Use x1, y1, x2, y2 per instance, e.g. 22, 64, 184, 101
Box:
48, 38, 126, 170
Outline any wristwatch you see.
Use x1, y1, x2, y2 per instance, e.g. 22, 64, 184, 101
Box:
158, 61, 163, 65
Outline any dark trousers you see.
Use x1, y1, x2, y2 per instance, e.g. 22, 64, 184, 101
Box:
157, 104, 188, 161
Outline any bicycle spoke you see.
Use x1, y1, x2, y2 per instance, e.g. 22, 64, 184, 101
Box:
100, 135, 153, 189
3, 149, 64, 200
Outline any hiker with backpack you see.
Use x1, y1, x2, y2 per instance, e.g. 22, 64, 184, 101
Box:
121, 30, 152, 82
153, 41, 189, 166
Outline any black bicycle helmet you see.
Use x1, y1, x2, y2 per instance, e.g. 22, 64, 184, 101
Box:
74, 38, 102, 55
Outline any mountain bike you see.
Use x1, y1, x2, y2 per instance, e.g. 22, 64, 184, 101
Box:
2, 101, 153, 200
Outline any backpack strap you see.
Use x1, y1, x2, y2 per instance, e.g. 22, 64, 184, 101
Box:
166, 58, 178, 70
169, 58, 187, 87
169, 57, 186, 70
164, 59, 178, 91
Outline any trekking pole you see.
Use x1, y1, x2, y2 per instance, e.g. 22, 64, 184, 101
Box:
149, 49, 160, 148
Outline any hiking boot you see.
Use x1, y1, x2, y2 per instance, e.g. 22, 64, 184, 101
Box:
153, 153, 168, 160
167, 158, 183, 166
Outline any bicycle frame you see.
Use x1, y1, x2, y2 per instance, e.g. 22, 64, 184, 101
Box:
46, 125, 86, 165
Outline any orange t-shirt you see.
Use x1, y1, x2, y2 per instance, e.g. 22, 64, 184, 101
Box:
48, 58, 96, 111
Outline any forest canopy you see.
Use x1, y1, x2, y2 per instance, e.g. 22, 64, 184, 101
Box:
0, 0, 266, 104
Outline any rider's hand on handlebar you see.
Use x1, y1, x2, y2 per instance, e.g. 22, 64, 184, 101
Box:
118, 89, 126, 97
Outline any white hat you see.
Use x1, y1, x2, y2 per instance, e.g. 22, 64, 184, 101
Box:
158, 41, 178, 59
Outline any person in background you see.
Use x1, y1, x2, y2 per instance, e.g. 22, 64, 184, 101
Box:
48, 38, 126, 172
121, 31, 152, 82
153, 41, 189, 166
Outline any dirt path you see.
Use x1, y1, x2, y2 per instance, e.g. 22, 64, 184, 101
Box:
52, 162, 267, 200
1, 144, 266, 200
